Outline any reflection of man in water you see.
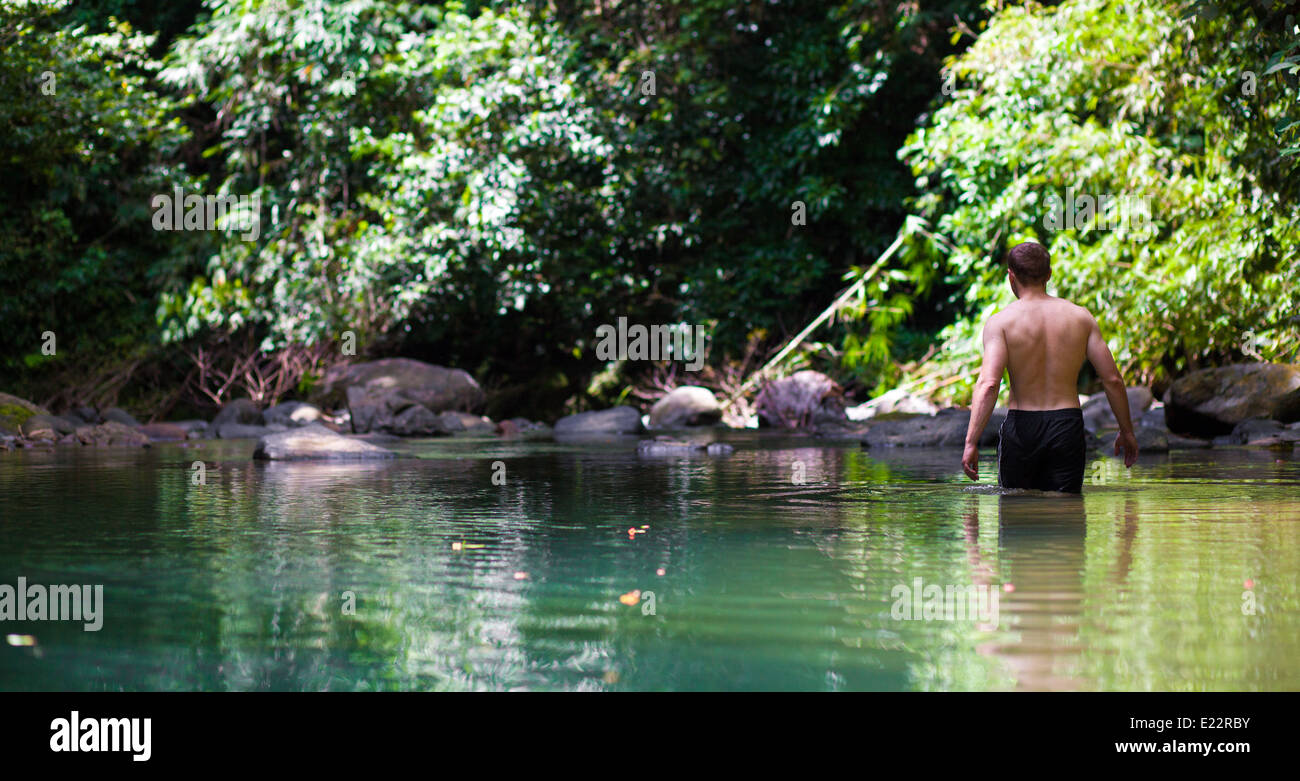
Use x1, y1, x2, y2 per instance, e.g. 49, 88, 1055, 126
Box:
962, 242, 1139, 493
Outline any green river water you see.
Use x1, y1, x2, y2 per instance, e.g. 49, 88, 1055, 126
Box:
1, 433, 1297, 691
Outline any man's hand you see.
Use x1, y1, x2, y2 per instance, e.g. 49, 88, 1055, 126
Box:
962, 442, 980, 481
1115, 429, 1139, 468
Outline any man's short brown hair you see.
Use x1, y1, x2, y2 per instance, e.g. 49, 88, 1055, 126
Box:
1006, 241, 1050, 284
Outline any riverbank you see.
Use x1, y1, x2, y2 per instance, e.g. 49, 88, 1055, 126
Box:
3, 359, 1299, 456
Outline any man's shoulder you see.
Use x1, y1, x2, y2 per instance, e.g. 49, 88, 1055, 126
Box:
1061, 298, 1097, 323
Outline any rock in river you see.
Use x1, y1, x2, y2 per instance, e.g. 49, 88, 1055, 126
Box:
554, 406, 643, 436
252, 424, 398, 461
648, 386, 722, 429
861, 408, 1007, 449
1164, 362, 1300, 436
317, 358, 485, 434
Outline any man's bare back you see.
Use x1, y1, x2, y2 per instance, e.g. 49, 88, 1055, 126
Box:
996, 296, 1093, 410
961, 242, 1138, 492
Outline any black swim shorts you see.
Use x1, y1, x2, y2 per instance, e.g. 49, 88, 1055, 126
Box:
997, 408, 1087, 493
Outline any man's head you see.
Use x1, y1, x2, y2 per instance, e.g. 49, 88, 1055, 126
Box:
1005, 241, 1050, 297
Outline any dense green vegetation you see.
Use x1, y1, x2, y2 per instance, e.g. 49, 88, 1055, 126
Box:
894, 0, 1300, 402
1, 0, 1297, 417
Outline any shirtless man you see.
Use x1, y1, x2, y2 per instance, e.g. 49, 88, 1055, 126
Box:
962, 242, 1139, 493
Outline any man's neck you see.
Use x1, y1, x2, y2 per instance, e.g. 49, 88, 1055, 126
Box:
1017, 286, 1050, 301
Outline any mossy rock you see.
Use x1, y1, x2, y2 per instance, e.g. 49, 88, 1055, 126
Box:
0, 392, 50, 435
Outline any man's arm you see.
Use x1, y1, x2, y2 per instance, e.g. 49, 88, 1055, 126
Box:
1085, 314, 1139, 467
962, 317, 1008, 480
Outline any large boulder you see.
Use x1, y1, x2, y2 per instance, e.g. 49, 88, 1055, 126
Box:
861, 407, 1007, 449
0, 392, 50, 435
211, 398, 263, 428
260, 401, 322, 427
1165, 363, 1300, 436
754, 371, 846, 429
846, 388, 939, 422
317, 359, 485, 434
554, 406, 643, 436
648, 386, 722, 429
252, 424, 398, 461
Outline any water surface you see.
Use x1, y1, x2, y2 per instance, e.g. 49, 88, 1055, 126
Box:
1, 433, 1297, 691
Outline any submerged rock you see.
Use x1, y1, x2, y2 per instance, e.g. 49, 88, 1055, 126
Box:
1165, 363, 1300, 436
648, 386, 722, 429
252, 424, 398, 461
554, 406, 643, 436
636, 436, 734, 457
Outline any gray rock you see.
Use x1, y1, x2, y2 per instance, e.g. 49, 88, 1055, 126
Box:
846, 388, 939, 421
861, 407, 1006, 449
1082, 386, 1154, 431
212, 399, 263, 428
1165, 362, 1300, 436
67, 406, 100, 426
169, 419, 210, 439
755, 371, 845, 429
252, 423, 397, 461
0, 392, 50, 434
1101, 426, 1169, 453
433, 411, 495, 434
554, 406, 643, 436
21, 414, 78, 437
648, 386, 722, 429
101, 407, 141, 427
317, 359, 486, 434
1137, 405, 1167, 429
390, 403, 440, 436
1230, 417, 1300, 446
261, 401, 322, 427
137, 422, 189, 441
73, 421, 150, 447
216, 422, 273, 439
